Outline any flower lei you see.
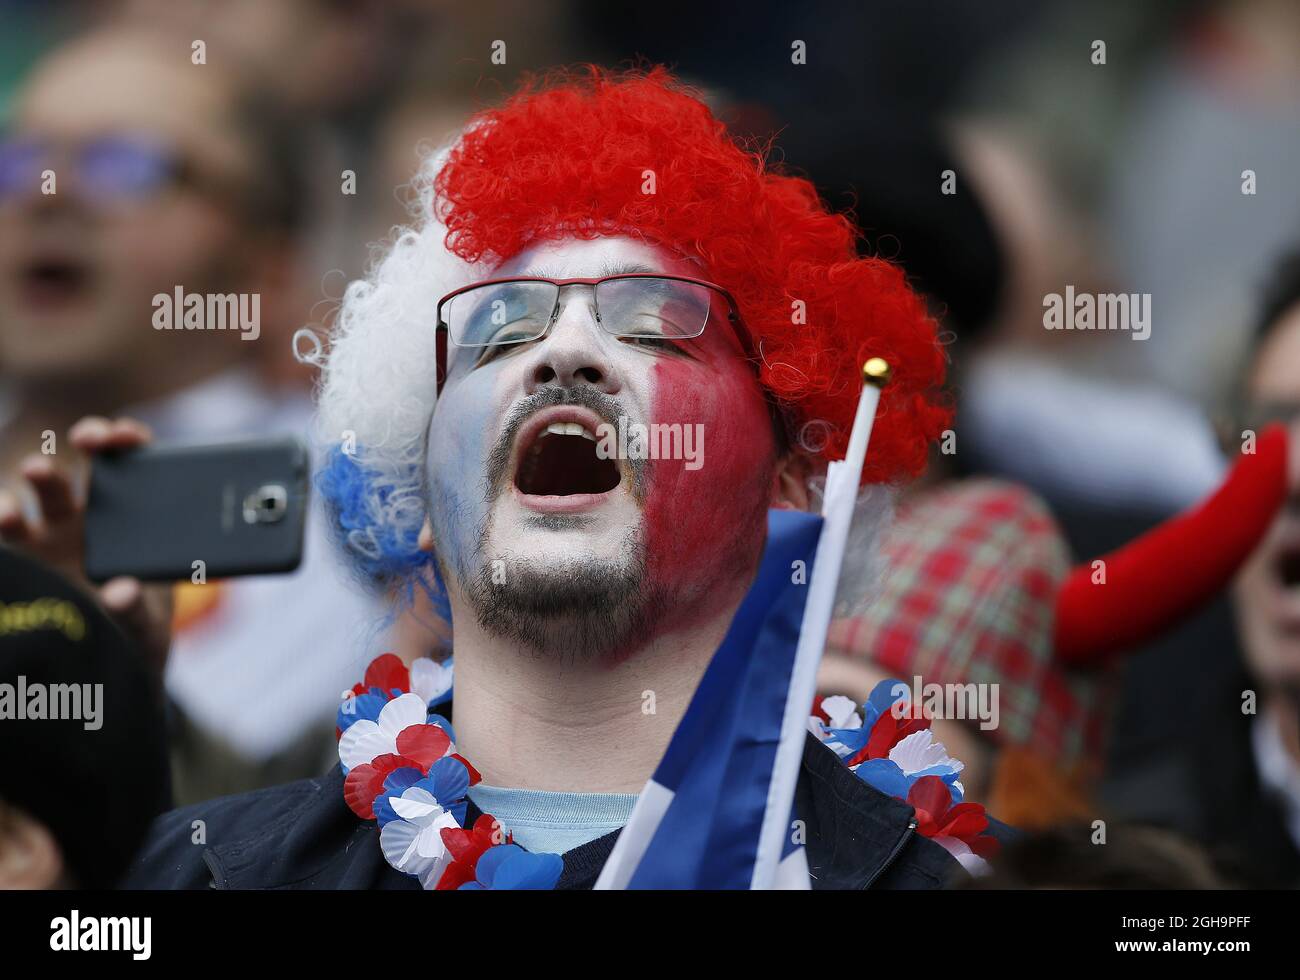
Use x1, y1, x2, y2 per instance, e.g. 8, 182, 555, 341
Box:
336, 654, 563, 890
339, 656, 998, 887
808, 679, 1000, 875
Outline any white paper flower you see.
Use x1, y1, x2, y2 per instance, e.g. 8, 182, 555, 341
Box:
809, 696, 866, 758
821, 695, 863, 730
338, 692, 429, 770
888, 729, 965, 798
888, 729, 964, 776
410, 657, 454, 707
933, 835, 991, 877
378, 786, 462, 887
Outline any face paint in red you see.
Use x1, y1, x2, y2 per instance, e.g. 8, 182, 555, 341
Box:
642, 355, 776, 626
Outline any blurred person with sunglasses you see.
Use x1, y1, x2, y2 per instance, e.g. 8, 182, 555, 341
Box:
0, 26, 382, 805
0, 28, 301, 448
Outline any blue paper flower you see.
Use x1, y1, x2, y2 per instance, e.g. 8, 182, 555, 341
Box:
853, 757, 964, 803
374, 756, 471, 828
824, 679, 913, 756
459, 845, 564, 890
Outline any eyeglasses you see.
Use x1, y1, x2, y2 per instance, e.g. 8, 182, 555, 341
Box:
433, 273, 755, 396
0, 134, 230, 206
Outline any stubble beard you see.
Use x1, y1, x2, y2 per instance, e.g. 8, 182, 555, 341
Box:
465, 521, 666, 663
456, 385, 665, 661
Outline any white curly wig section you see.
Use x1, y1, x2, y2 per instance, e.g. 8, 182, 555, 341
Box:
307, 145, 484, 576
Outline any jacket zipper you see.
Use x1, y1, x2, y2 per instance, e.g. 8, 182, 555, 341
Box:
862, 817, 917, 889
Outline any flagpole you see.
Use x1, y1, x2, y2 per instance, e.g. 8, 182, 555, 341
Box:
750, 357, 891, 888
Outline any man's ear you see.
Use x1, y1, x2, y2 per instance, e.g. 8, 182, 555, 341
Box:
770, 451, 817, 511
0, 804, 64, 890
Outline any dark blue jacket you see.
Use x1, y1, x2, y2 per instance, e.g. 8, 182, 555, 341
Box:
123, 733, 1011, 889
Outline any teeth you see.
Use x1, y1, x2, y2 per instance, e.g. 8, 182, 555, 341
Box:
544, 421, 597, 441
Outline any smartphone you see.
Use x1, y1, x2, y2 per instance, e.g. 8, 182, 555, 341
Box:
83, 437, 310, 582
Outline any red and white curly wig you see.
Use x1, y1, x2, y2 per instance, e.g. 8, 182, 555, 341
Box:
313, 66, 949, 593
433, 66, 950, 484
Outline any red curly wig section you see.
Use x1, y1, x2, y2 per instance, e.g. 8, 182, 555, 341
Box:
434, 66, 950, 483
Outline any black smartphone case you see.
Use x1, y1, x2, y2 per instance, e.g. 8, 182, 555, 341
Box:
83, 437, 310, 582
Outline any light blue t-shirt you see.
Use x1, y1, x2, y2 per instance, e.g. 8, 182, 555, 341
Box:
467, 783, 637, 855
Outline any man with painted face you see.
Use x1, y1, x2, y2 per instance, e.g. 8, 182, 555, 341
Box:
121, 67, 985, 889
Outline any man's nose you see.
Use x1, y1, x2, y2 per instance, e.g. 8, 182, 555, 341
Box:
6, 177, 88, 222
523, 290, 621, 395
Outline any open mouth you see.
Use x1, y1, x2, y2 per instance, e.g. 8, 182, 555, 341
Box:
1277, 545, 1300, 590
18, 256, 94, 309
514, 411, 621, 498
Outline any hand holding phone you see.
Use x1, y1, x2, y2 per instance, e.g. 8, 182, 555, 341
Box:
83, 436, 309, 583
0, 416, 172, 668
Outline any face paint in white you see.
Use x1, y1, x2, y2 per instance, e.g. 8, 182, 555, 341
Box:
424, 236, 773, 658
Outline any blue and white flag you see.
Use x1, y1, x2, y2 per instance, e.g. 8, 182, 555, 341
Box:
595, 377, 884, 889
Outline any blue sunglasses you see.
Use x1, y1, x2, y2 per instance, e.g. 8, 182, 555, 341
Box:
0, 134, 194, 203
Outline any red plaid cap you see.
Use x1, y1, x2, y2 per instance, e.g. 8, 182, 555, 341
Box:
827, 479, 1116, 765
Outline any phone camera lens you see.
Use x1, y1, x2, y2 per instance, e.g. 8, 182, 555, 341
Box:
243, 484, 288, 525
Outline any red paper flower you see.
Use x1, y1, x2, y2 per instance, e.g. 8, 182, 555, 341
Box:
350, 652, 410, 698
844, 706, 930, 768
342, 727, 461, 819
907, 775, 1000, 861
450, 753, 482, 786
344, 752, 423, 819
394, 724, 452, 770
436, 814, 511, 890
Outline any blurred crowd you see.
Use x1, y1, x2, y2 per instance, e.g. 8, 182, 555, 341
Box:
1, 0, 1299, 888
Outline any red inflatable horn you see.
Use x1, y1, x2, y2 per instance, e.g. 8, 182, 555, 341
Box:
1054, 424, 1289, 667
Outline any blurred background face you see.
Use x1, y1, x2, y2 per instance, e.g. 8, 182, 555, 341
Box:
425, 235, 780, 657
0, 32, 256, 389
1234, 301, 1300, 689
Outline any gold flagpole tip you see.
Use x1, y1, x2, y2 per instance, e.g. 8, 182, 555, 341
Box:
862, 357, 892, 387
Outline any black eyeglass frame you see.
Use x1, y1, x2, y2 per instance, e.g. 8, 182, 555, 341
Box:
433, 273, 756, 397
